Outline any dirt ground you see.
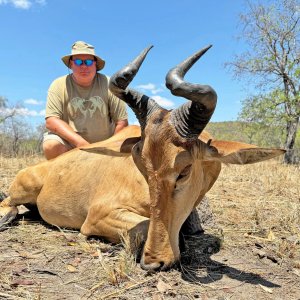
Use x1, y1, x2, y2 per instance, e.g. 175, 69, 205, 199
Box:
0, 155, 299, 300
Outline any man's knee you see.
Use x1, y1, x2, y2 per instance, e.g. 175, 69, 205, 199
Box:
43, 140, 70, 160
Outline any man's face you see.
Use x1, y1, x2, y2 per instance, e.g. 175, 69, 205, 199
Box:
70, 54, 97, 86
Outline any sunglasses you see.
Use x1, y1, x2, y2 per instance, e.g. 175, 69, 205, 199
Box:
72, 59, 95, 67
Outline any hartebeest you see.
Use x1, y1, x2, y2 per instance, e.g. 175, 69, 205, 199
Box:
0, 45, 284, 271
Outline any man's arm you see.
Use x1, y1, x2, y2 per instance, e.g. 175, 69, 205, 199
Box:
46, 116, 90, 147
114, 119, 128, 134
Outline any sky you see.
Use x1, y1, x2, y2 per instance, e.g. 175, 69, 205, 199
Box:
0, 0, 257, 130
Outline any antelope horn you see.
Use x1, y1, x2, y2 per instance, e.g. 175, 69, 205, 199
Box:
166, 45, 217, 140
109, 46, 161, 130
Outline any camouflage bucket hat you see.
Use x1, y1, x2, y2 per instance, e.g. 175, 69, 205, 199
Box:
61, 41, 105, 71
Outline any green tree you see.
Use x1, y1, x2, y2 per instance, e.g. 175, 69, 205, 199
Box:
238, 90, 287, 146
227, 0, 300, 163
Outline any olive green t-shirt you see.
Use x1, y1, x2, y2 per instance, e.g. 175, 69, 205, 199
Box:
45, 74, 128, 143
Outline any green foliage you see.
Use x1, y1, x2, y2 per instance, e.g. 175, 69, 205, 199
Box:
227, 0, 300, 163
206, 122, 247, 143
239, 91, 286, 124
206, 121, 300, 150
0, 131, 43, 157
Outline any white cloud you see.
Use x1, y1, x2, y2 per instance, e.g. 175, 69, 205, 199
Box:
0, 107, 45, 117
11, 0, 31, 9
35, 0, 46, 5
24, 98, 43, 105
17, 107, 37, 116
151, 95, 174, 108
133, 82, 174, 107
0, 0, 46, 9
136, 83, 156, 90
39, 109, 45, 116
135, 83, 163, 95
151, 88, 163, 95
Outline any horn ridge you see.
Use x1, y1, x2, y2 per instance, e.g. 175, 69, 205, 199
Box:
170, 102, 215, 140
166, 45, 217, 139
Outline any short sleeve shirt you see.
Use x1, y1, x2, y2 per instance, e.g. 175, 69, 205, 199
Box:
45, 74, 128, 143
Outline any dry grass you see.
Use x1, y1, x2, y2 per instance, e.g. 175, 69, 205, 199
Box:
0, 154, 44, 193
208, 161, 300, 265
0, 155, 299, 299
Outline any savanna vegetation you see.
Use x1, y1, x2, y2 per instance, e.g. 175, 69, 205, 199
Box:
0, 155, 299, 299
226, 0, 300, 163
1, 2, 300, 162
0, 96, 44, 157
206, 121, 300, 163
0, 1, 299, 299
1, 102, 299, 162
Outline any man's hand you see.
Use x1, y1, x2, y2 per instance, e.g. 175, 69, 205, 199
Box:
45, 117, 90, 147
114, 119, 128, 134
75, 140, 90, 147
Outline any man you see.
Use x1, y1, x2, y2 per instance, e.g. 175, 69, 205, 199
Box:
43, 41, 128, 160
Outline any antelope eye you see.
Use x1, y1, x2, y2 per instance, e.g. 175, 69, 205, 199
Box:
176, 165, 192, 181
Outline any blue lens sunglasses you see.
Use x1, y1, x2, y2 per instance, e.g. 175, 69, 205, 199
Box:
72, 58, 95, 67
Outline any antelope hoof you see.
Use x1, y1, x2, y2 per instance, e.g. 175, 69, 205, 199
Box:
0, 206, 18, 231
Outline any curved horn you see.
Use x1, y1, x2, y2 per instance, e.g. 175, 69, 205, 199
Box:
109, 46, 161, 130
166, 45, 217, 140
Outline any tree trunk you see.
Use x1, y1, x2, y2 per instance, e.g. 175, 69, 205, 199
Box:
284, 117, 299, 164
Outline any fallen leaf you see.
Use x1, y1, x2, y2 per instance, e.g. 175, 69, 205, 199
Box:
11, 279, 35, 287
252, 248, 266, 259
223, 287, 234, 293
91, 250, 102, 258
66, 264, 77, 273
67, 242, 77, 246
71, 257, 81, 267
33, 269, 58, 276
16, 251, 40, 259
12, 266, 28, 276
79, 242, 92, 252
267, 230, 276, 241
292, 268, 300, 277
152, 294, 163, 300
259, 284, 273, 294
156, 278, 172, 293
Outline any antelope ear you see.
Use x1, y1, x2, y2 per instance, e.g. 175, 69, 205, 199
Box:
209, 140, 285, 164
80, 147, 129, 157
120, 136, 141, 153
80, 137, 141, 156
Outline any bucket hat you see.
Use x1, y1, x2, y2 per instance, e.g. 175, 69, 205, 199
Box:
61, 41, 105, 71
